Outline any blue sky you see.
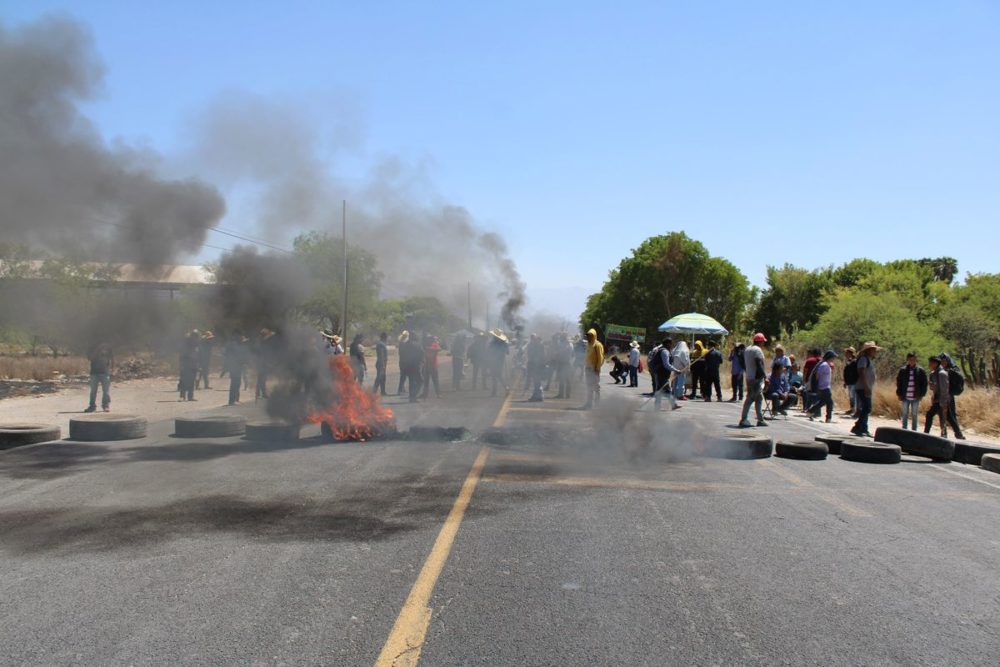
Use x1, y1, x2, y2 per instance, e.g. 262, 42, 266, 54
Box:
3, 1, 998, 320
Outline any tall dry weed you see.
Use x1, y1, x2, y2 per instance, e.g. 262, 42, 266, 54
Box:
0, 356, 89, 381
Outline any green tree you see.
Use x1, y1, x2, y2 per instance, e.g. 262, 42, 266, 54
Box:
580, 232, 752, 336
752, 264, 833, 336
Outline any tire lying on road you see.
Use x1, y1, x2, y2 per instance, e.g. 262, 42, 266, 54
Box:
953, 441, 1000, 466
776, 440, 828, 460
874, 426, 954, 461
174, 415, 246, 438
840, 438, 901, 464
244, 421, 299, 442
702, 434, 772, 460
69, 415, 147, 441
815, 434, 848, 456
0, 423, 62, 450
981, 453, 1000, 474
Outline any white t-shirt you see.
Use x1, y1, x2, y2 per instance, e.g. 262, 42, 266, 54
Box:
743, 345, 766, 382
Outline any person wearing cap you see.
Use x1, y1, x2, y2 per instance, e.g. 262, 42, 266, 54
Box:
702, 340, 724, 401
738, 332, 769, 427
627, 340, 641, 388
851, 341, 880, 437
580, 328, 605, 409
896, 352, 928, 431
654, 338, 683, 411
842, 346, 859, 416
197, 331, 215, 390
807, 350, 837, 422
372, 332, 389, 396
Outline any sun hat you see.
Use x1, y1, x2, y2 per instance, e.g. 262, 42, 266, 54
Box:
858, 341, 881, 354
629, 340, 640, 348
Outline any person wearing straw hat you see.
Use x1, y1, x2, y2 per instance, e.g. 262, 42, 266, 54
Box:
850, 341, 880, 437
627, 340, 641, 388
487, 329, 510, 397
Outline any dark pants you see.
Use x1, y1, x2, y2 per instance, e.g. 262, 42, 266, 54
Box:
404, 368, 422, 402
198, 361, 212, 389
610, 368, 626, 384
471, 363, 486, 390
628, 366, 638, 387
373, 365, 387, 395
702, 372, 721, 400
925, 400, 963, 437
256, 368, 268, 399
853, 390, 872, 434
397, 367, 407, 394
730, 373, 744, 400
452, 360, 463, 390
688, 365, 703, 397
421, 366, 440, 398
179, 367, 196, 400
769, 392, 798, 413
809, 388, 833, 420
228, 372, 242, 405
88, 373, 111, 410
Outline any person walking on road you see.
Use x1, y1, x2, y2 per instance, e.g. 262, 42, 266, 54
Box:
222, 334, 249, 405
349, 333, 367, 384
702, 340, 723, 401
526, 333, 546, 401
420, 335, 442, 398
896, 352, 928, 431
728, 343, 745, 402
468, 332, 487, 390
926, 354, 965, 439
397, 331, 411, 395
84, 341, 114, 413
580, 328, 604, 409
451, 333, 467, 391
851, 341, 880, 437
738, 332, 768, 427
627, 340, 641, 388
842, 346, 859, 416
197, 331, 215, 389
398, 332, 423, 403
654, 338, 683, 412
372, 332, 388, 396
179, 330, 199, 402
807, 350, 837, 422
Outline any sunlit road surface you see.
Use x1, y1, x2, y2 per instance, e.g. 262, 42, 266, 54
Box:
1, 372, 999, 666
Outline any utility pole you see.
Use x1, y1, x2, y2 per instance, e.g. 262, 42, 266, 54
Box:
341, 200, 348, 336
485, 301, 490, 331
467, 282, 473, 330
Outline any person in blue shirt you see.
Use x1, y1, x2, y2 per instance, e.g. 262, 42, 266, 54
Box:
767, 361, 798, 415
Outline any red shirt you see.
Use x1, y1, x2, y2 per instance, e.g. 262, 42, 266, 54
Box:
802, 355, 820, 385
425, 341, 441, 369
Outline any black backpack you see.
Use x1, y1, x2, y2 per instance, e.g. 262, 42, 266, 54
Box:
647, 346, 665, 375
843, 359, 859, 385
948, 368, 965, 396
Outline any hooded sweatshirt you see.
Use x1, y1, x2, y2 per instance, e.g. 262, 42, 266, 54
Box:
670, 341, 691, 373
585, 329, 605, 371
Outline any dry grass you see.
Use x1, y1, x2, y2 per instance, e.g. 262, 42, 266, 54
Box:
0, 355, 89, 381
829, 383, 1000, 436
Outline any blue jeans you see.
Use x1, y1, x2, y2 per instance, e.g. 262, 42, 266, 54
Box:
854, 390, 872, 434
628, 366, 638, 386
672, 373, 686, 398
847, 385, 857, 411
901, 399, 919, 430
88, 373, 111, 409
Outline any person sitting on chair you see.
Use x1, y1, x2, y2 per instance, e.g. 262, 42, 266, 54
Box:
767, 361, 797, 415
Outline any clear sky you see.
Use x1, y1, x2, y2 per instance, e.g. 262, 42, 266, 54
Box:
3, 1, 998, 320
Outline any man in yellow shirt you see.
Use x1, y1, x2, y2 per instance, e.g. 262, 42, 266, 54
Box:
581, 328, 605, 410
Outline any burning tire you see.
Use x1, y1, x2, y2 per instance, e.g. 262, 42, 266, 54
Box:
981, 454, 1000, 474
69, 415, 147, 441
952, 442, 1000, 466
814, 434, 848, 456
840, 439, 901, 464
0, 423, 61, 449
775, 440, 828, 460
407, 426, 471, 441
874, 427, 954, 461
702, 434, 772, 460
174, 415, 246, 438
244, 421, 300, 442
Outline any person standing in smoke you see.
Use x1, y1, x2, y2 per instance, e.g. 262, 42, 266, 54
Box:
451, 333, 467, 391
373, 332, 388, 396
580, 328, 605, 410
573, 335, 587, 380
397, 331, 412, 395
554, 332, 574, 399
420, 335, 442, 398
487, 329, 510, 397
197, 330, 215, 390
178, 330, 200, 401
254, 328, 276, 400
222, 333, 249, 406
468, 332, 487, 390
398, 331, 423, 402
526, 333, 546, 402
84, 341, 114, 413
349, 333, 366, 384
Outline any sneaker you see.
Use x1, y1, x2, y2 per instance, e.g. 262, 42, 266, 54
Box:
672, 405, 683, 410
955, 433, 966, 440
756, 420, 769, 427
83, 406, 96, 413
738, 420, 753, 428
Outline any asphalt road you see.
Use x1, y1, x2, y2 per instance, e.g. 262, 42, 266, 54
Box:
1, 369, 999, 666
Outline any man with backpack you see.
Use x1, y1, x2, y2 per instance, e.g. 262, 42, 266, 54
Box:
926, 353, 966, 439
895, 352, 928, 431
647, 339, 671, 395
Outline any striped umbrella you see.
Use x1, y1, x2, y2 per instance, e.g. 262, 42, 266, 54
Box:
657, 312, 729, 335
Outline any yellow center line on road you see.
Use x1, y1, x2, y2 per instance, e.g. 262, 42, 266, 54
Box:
375, 446, 491, 667
756, 459, 871, 517
491, 391, 514, 428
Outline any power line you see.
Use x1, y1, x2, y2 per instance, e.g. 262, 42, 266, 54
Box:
208, 227, 293, 254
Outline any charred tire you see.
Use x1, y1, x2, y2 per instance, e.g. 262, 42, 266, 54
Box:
407, 426, 471, 441
703, 435, 772, 460
244, 421, 299, 442
69, 415, 147, 441
981, 454, 1000, 474
841, 439, 901, 464
874, 427, 954, 461
0, 424, 62, 449
815, 434, 848, 456
776, 440, 828, 460
953, 442, 1000, 466
174, 415, 246, 438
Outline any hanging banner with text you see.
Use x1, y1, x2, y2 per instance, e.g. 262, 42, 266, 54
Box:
605, 323, 646, 343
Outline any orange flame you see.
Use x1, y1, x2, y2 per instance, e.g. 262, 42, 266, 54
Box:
306, 355, 396, 441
